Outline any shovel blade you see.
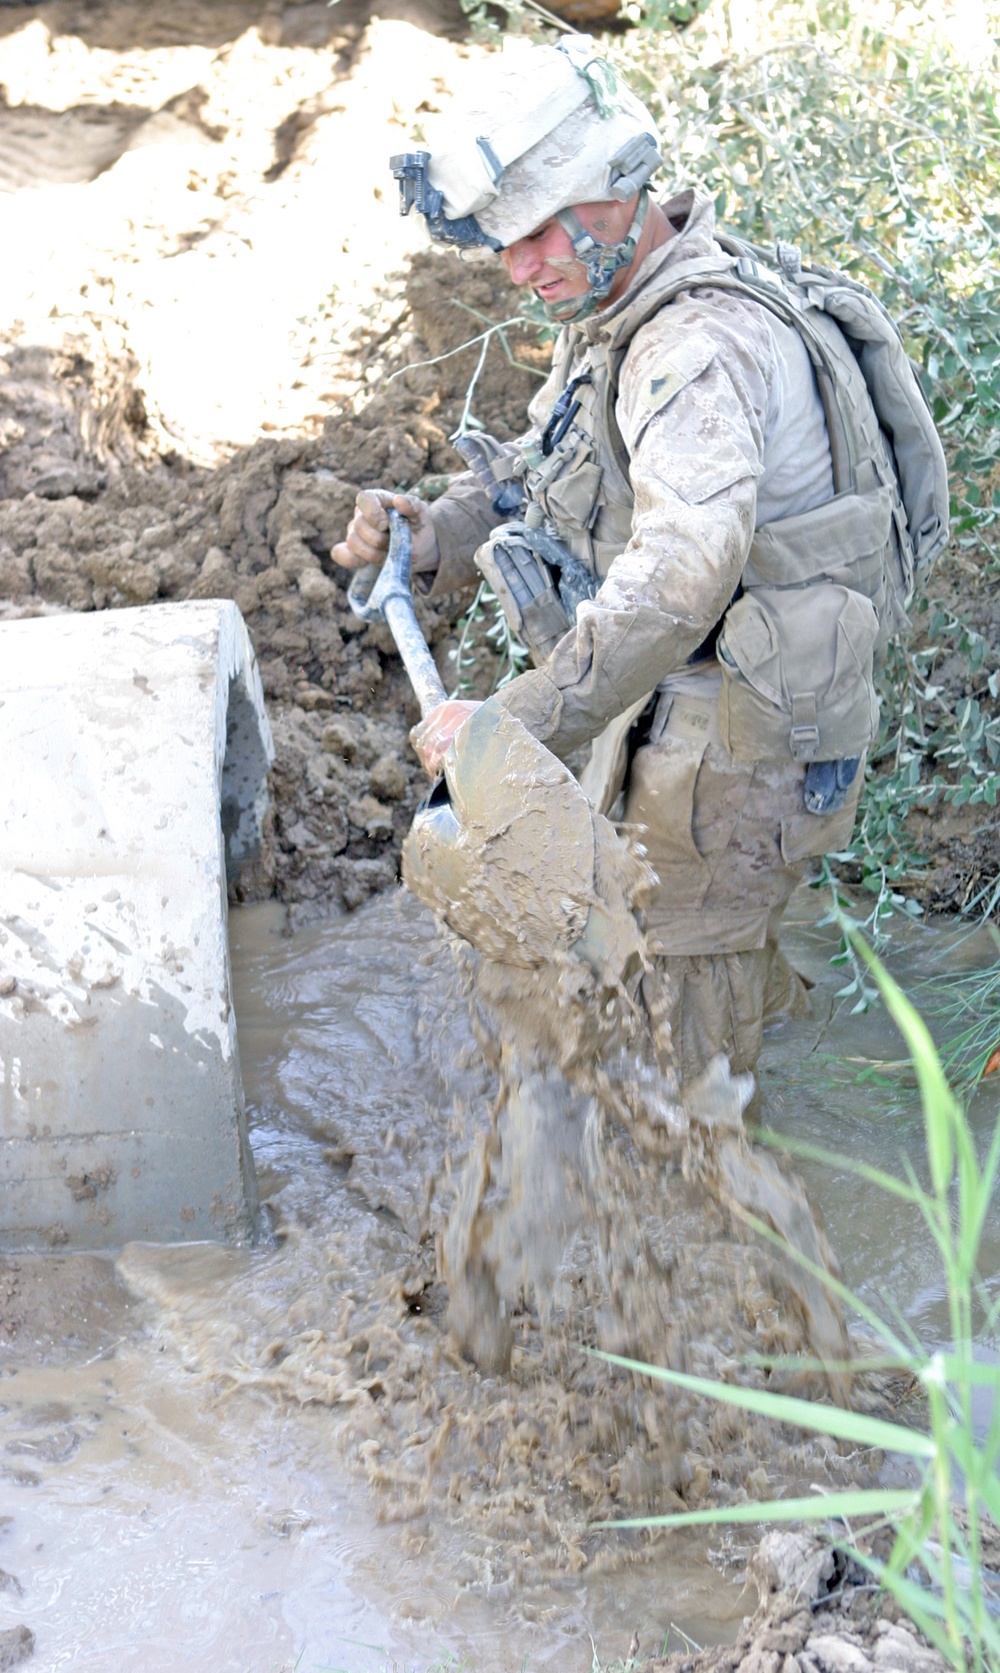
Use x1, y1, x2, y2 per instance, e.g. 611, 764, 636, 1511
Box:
402, 696, 652, 988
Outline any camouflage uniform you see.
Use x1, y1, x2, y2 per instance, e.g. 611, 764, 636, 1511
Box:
425, 190, 863, 1085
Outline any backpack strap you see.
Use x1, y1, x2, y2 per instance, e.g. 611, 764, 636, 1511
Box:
597, 252, 739, 491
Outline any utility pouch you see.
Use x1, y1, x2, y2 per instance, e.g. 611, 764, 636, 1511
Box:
716, 583, 880, 765
745, 485, 901, 657
474, 521, 597, 666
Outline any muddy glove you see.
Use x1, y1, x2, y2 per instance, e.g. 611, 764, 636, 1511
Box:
476, 523, 597, 666
331, 489, 438, 578
411, 699, 481, 777
803, 755, 861, 815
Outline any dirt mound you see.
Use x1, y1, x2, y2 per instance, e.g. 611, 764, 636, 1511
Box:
0, 237, 548, 917
648, 1529, 951, 1673
0, 0, 568, 925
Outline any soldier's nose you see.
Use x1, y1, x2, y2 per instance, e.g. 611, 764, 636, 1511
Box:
502, 240, 541, 286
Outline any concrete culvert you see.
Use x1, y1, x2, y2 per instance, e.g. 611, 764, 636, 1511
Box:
0, 600, 272, 1251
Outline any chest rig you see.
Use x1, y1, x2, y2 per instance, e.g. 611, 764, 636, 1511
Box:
469, 323, 636, 664
474, 230, 948, 774
507, 324, 635, 581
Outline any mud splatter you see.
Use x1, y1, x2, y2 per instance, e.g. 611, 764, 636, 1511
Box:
402, 702, 849, 1391
116, 892, 870, 1594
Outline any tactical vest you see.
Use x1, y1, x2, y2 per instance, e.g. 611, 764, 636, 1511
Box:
476, 234, 950, 769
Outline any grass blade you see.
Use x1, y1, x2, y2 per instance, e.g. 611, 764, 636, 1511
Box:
595, 1488, 919, 1532
588, 1352, 936, 1458
752, 1128, 927, 1210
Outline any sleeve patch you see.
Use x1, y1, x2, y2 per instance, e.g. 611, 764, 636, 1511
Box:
633, 333, 718, 421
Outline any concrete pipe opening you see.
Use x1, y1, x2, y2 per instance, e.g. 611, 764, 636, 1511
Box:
0, 601, 273, 1251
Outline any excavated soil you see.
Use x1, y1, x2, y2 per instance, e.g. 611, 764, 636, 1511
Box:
0, 0, 548, 922
0, 238, 546, 921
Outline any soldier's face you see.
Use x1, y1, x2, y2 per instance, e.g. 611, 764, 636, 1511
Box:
501, 199, 636, 307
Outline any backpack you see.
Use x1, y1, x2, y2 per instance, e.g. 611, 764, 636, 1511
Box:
714, 231, 950, 573
597, 231, 951, 768
601, 230, 950, 636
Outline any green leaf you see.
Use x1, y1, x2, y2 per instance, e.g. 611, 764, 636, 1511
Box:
588, 1352, 936, 1458
595, 1487, 919, 1532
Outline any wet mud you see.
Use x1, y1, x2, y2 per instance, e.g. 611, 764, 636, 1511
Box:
403, 706, 849, 1390
1, 891, 996, 1666
117, 896, 863, 1575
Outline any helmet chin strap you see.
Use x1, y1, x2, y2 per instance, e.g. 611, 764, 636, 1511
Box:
543, 188, 650, 323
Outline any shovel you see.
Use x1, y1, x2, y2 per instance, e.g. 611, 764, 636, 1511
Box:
347, 509, 449, 717
348, 510, 649, 990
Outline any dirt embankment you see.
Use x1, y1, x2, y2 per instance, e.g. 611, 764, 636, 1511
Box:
0, 0, 549, 920
0, 247, 544, 919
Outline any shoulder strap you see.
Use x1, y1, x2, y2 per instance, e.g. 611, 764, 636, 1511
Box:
709, 233, 949, 566
595, 252, 739, 485
595, 236, 948, 574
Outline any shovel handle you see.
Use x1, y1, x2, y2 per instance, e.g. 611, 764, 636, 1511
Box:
348, 508, 447, 718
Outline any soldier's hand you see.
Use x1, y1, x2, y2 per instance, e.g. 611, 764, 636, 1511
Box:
330, 489, 438, 575
410, 700, 481, 778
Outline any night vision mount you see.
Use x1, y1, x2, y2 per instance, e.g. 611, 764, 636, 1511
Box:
390, 151, 502, 250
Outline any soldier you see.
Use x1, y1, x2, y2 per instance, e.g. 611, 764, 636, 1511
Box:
332, 34, 918, 1092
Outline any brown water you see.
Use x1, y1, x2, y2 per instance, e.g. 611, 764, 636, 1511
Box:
1, 888, 997, 1671
757, 892, 1000, 1350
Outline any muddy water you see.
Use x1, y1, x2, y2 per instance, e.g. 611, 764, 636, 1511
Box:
1, 889, 997, 1670
757, 893, 1000, 1358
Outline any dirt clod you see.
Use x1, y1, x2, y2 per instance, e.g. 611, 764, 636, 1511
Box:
0, 1625, 34, 1671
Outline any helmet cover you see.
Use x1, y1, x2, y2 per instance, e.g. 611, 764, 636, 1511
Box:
391, 35, 662, 253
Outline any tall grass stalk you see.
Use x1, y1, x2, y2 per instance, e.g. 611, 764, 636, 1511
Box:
594, 939, 1000, 1673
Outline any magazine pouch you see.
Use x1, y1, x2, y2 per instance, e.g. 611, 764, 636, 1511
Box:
717, 583, 879, 764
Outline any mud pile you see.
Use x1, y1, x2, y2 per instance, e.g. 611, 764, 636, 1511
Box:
650, 1529, 953, 1673
0, 0, 551, 919
0, 246, 544, 917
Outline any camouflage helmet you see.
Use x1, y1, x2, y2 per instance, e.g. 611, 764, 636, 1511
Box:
390, 36, 662, 289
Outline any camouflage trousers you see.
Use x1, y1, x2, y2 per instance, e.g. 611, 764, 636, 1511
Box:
640, 930, 810, 1107
622, 677, 862, 1087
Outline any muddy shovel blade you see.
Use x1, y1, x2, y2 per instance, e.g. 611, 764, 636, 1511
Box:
349, 512, 651, 987
403, 696, 652, 988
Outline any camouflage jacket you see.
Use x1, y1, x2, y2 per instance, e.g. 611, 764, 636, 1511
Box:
428, 189, 836, 761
